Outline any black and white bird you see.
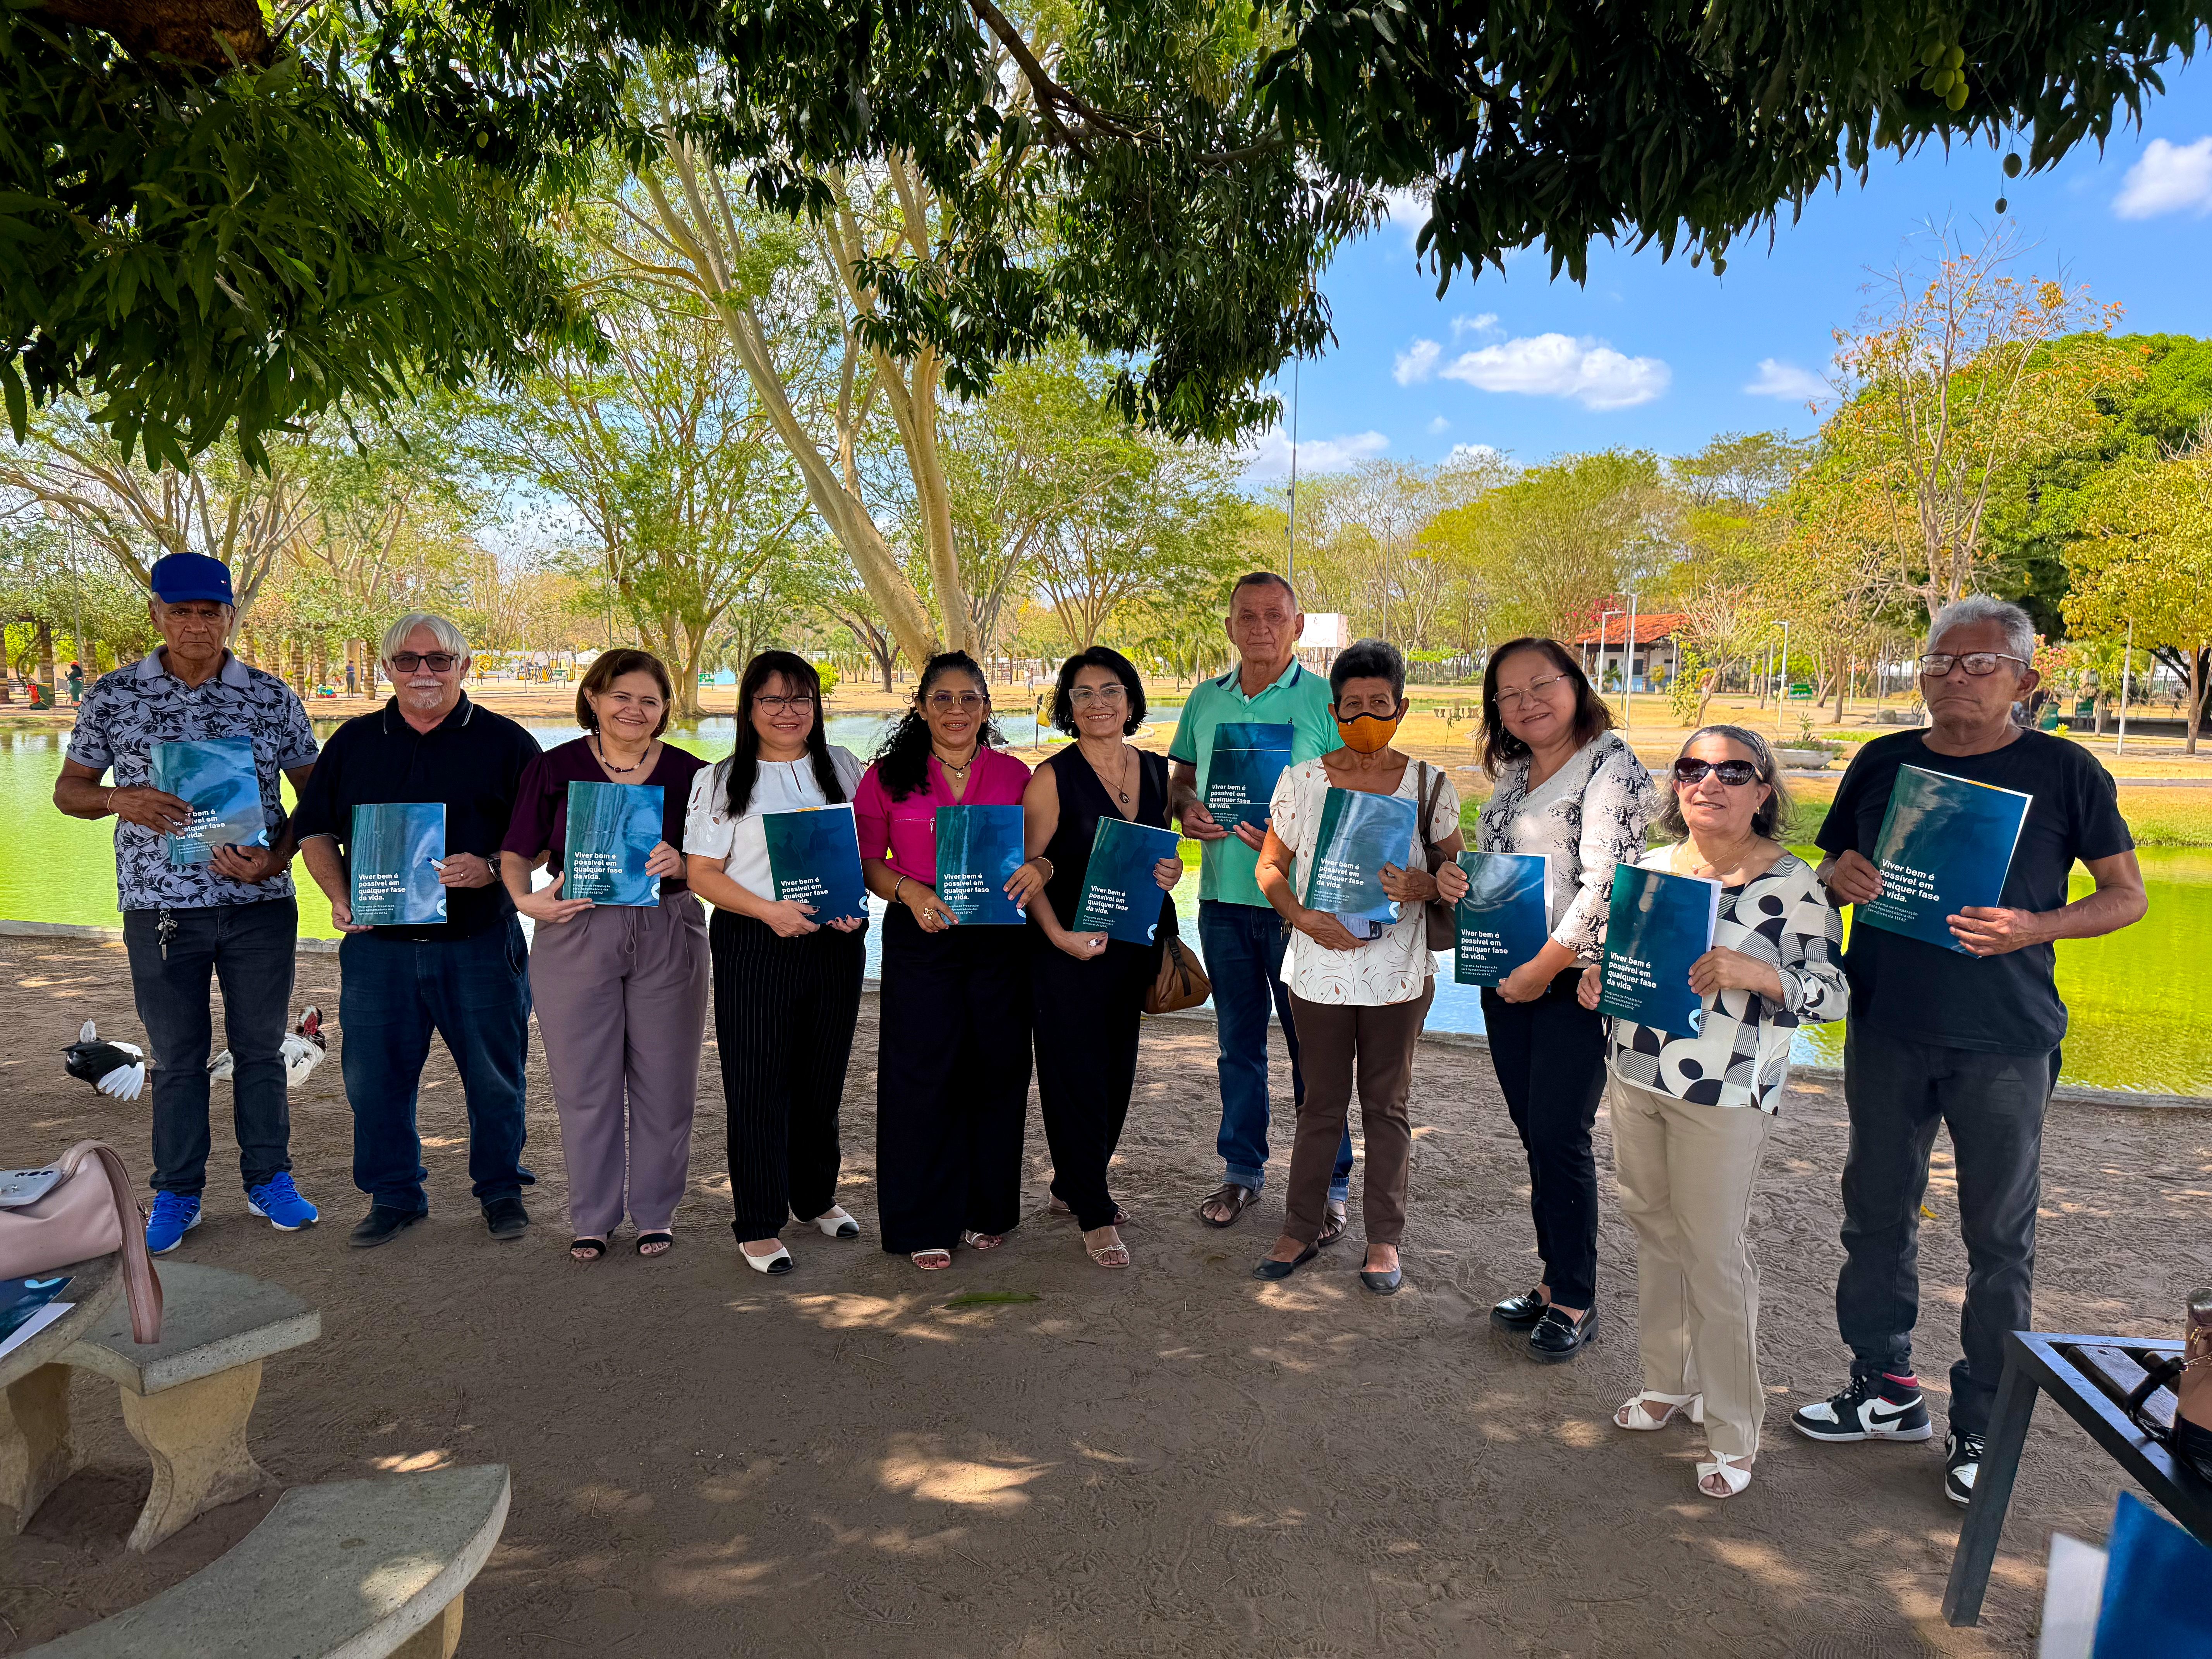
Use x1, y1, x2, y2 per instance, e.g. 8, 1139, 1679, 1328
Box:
209, 1006, 328, 1090
63, 1019, 147, 1101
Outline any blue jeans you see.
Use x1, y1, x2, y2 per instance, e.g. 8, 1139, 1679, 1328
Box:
123, 899, 297, 1196
338, 918, 531, 1211
1197, 900, 1349, 1200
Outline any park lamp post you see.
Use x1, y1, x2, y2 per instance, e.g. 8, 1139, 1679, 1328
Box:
1620, 592, 1639, 739
1773, 619, 1792, 737
2117, 617, 2134, 756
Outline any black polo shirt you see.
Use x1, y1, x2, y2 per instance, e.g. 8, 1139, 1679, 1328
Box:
293, 693, 541, 941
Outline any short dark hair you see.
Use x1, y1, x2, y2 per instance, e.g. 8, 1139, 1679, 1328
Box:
1478, 636, 1614, 777
1051, 646, 1147, 735
1230, 570, 1297, 608
1329, 637, 1405, 702
576, 648, 673, 737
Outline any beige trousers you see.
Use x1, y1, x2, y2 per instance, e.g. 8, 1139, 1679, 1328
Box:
1607, 1073, 1774, 1460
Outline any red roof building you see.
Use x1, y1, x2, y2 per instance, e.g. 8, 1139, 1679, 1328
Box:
1570, 612, 1688, 692
1571, 612, 1688, 647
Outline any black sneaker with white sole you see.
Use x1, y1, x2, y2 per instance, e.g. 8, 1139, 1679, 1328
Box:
1791, 1370, 1935, 1442
1944, 1430, 1985, 1506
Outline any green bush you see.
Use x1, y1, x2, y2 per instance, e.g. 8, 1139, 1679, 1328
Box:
813, 661, 841, 698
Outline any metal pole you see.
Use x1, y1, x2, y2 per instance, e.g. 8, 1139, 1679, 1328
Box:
2117, 618, 2133, 755
1286, 357, 1300, 591
1595, 610, 1619, 694
1775, 620, 1791, 735
1621, 592, 1638, 738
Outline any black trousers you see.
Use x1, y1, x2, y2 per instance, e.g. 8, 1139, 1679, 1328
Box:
876, 907, 1034, 1254
711, 910, 865, 1241
1836, 1024, 2057, 1437
1482, 973, 1607, 1309
1032, 933, 1157, 1231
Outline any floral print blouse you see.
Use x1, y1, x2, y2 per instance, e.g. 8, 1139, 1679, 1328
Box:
1475, 731, 1659, 962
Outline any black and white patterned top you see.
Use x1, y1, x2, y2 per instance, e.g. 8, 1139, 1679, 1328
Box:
66, 650, 320, 912
1603, 843, 1850, 1112
1475, 731, 1658, 961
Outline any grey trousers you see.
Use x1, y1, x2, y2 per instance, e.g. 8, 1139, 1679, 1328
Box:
1836, 1024, 2057, 1437
529, 894, 710, 1238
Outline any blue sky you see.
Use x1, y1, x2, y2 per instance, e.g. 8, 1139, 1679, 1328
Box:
1246, 57, 2212, 480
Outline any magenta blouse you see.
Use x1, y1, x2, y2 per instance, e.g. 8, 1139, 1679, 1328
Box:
853, 747, 1033, 888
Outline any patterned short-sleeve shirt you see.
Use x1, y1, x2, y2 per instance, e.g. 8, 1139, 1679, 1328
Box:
66, 650, 320, 911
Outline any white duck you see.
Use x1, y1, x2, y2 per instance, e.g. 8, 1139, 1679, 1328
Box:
62, 1019, 146, 1101
209, 1006, 328, 1090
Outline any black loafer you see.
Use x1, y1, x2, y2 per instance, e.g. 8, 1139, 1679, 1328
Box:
1251, 1242, 1321, 1281
1359, 1266, 1403, 1295
1490, 1288, 1549, 1331
350, 1204, 427, 1249
483, 1195, 531, 1239
1527, 1304, 1598, 1363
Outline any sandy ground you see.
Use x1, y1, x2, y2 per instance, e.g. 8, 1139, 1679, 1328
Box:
3, 934, 2207, 1657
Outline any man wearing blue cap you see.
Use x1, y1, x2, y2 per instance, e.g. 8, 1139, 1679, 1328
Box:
54, 553, 325, 1252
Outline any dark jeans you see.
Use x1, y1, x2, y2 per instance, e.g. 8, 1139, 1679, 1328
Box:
337, 918, 531, 1212
123, 899, 297, 1196
1482, 974, 1607, 1310
1199, 900, 1349, 1200
1836, 1024, 2057, 1437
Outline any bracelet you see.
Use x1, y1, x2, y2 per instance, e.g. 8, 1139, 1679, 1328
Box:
892, 875, 907, 905
1031, 856, 1053, 881
104, 787, 117, 815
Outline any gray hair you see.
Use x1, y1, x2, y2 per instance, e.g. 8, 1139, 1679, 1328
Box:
1657, 724, 1793, 842
379, 611, 470, 664
1927, 596, 2035, 664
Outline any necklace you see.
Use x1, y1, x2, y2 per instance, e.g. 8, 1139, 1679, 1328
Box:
592, 734, 649, 776
1085, 743, 1134, 806
935, 746, 977, 780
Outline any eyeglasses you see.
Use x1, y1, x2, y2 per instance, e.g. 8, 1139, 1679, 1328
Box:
388, 652, 459, 673
1919, 652, 2028, 678
1068, 685, 1128, 706
926, 691, 987, 712
1673, 756, 1762, 787
755, 693, 814, 712
1493, 675, 1568, 711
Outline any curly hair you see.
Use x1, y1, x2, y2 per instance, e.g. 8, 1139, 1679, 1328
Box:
871, 652, 1004, 799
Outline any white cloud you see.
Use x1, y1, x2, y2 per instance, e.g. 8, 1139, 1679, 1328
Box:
1437, 333, 1671, 410
1393, 338, 1442, 386
1379, 188, 1432, 249
1451, 313, 1501, 341
1448, 443, 1511, 467
2114, 137, 2212, 220
1743, 358, 1831, 403
1241, 428, 1389, 482
1427, 415, 1451, 434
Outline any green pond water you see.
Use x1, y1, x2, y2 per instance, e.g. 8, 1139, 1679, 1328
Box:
4, 721, 2204, 1096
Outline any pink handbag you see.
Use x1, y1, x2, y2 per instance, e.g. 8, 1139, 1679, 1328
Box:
0, 1141, 163, 1343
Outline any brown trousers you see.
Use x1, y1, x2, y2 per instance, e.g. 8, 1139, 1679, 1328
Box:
1282, 981, 1434, 1247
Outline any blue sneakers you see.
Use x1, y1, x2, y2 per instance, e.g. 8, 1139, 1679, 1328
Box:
245, 1173, 319, 1231
145, 1191, 202, 1255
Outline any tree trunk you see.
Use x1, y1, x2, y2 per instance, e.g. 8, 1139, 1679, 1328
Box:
2188, 645, 2205, 758
35, 622, 57, 697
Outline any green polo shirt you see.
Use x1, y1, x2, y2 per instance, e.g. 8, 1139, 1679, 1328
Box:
1168, 659, 1339, 907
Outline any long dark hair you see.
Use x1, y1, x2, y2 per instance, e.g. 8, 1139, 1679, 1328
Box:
871, 651, 1002, 800
725, 651, 846, 817
1479, 636, 1614, 778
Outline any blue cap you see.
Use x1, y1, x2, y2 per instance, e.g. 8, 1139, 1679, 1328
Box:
148, 553, 234, 606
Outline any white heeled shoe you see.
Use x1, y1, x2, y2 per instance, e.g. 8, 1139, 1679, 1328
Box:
1697, 1453, 1753, 1498
809, 1207, 860, 1239
742, 1243, 793, 1274
1614, 1391, 1704, 1431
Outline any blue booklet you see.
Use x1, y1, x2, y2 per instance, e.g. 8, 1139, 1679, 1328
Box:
1204, 721, 1295, 832
2091, 1491, 2212, 1652
762, 804, 868, 924
150, 736, 266, 866
935, 804, 1027, 925
1597, 863, 1722, 1038
564, 781, 664, 907
1454, 851, 1550, 987
1303, 787, 1419, 938
1072, 818, 1181, 944
349, 803, 447, 925
1, 1274, 72, 1344
1857, 764, 2033, 955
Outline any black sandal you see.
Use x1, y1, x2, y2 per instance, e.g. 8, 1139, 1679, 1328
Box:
636, 1231, 674, 1257
569, 1237, 608, 1262
1198, 1183, 1256, 1228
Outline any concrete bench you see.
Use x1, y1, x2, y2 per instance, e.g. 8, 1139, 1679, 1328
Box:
29, 1464, 510, 1659
60, 1262, 320, 1551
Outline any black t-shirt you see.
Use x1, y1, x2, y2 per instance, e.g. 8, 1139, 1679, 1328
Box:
1814, 729, 2133, 1054
292, 694, 542, 940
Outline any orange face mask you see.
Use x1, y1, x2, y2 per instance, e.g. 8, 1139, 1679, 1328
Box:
1335, 711, 1401, 753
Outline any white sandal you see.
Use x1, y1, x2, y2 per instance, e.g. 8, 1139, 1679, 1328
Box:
741, 1243, 793, 1275
809, 1207, 860, 1239
1696, 1453, 1753, 1499
911, 1249, 953, 1271
1614, 1390, 1705, 1431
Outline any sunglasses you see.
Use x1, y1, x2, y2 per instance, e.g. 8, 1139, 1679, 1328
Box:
1673, 756, 1762, 787
388, 652, 460, 673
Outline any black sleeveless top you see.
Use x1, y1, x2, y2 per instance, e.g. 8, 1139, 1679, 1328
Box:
1039, 745, 1175, 942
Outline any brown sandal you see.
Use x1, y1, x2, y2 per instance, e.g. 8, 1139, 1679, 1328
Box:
1317, 1203, 1348, 1248
1197, 1183, 1256, 1228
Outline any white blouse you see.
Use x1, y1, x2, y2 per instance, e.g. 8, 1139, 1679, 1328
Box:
684, 747, 863, 901
1269, 757, 1460, 1007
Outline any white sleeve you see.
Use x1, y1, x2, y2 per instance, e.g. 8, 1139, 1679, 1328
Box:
685, 762, 735, 859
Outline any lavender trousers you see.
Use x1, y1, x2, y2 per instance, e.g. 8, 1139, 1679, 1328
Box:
528, 893, 710, 1239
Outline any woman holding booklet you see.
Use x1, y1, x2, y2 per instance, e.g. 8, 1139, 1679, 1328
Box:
855, 652, 1036, 1271
1472, 637, 1656, 1361
1020, 647, 1181, 1270
502, 650, 708, 1263
1576, 725, 1847, 1499
1251, 639, 1467, 1294
685, 654, 869, 1276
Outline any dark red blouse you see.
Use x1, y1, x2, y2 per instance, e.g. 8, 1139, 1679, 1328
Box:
501, 737, 708, 895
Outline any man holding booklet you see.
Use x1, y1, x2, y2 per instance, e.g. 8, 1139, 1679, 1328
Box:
1793, 596, 2145, 1508
295, 613, 543, 1249
54, 553, 323, 1254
